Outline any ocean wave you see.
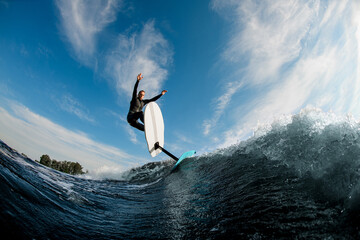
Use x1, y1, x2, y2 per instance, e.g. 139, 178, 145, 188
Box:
2, 107, 360, 238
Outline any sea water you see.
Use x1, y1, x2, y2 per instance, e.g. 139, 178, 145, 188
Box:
1, 108, 360, 239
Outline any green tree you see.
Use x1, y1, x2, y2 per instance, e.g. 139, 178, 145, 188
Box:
40, 154, 51, 167
38, 154, 85, 175
73, 162, 83, 175
51, 159, 59, 169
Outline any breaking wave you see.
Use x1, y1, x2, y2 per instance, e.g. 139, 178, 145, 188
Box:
1, 107, 360, 239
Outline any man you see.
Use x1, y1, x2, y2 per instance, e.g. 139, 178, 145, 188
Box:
127, 73, 167, 131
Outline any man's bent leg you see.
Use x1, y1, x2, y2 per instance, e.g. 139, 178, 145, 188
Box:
140, 111, 144, 123
129, 120, 144, 131
132, 111, 144, 123
127, 112, 145, 131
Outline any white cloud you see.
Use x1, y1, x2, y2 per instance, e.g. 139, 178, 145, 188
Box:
209, 0, 360, 147
56, 1, 173, 105
203, 81, 244, 135
56, 0, 120, 65
174, 132, 194, 145
0, 101, 146, 171
221, 48, 340, 147
125, 124, 138, 144
205, 0, 317, 136
349, 0, 360, 114
106, 20, 173, 99
59, 94, 95, 123
106, 109, 139, 144
212, 0, 317, 85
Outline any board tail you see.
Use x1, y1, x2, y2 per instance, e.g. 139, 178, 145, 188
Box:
171, 150, 196, 172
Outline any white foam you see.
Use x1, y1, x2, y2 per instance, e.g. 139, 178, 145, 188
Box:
83, 165, 128, 180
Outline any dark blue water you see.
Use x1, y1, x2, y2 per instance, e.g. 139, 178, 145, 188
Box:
1, 108, 360, 239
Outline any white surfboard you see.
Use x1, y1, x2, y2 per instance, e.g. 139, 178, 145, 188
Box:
144, 102, 164, 157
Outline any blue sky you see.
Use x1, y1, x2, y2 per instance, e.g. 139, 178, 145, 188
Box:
1, 0, 359, 175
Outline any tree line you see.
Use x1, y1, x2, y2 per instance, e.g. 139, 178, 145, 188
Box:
37, 154, 86, 175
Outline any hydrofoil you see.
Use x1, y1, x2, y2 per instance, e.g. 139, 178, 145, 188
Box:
144, 102, 196, 172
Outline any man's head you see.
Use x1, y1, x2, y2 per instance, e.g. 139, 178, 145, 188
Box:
138, 90, 145, 100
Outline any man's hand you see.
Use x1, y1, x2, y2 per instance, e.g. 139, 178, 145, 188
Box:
137, 73, 143, 81
161, 90, 167, 95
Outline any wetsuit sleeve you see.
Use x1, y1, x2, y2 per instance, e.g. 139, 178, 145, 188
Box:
143, 94, 162, 104
132, 80, 140, 101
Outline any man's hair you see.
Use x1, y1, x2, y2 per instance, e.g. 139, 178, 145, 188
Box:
138, 90, 145, 95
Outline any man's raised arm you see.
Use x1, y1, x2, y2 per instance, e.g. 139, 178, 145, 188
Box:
132, 73, 143, 100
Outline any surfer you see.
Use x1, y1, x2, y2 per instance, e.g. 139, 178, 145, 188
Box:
127, 73, 167, 131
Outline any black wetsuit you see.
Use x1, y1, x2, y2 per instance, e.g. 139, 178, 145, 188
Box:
127, 80, 162, 131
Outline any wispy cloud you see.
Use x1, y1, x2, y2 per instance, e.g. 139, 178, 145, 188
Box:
203, 81, 244, 135
350, 0, 360, 115
0, 80, 14, 98
56, 1, 173, 102
204, 0, 318, 136
208, 0, 359, 147
125, 125, 138, 144
0, 100, 146, 171
56, 0, 120, 65
212, 0, 317, 84
106, 109, 139, 144
0, 1, 9, 9
106, 20, 173, 99
58, 94, 95, 123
